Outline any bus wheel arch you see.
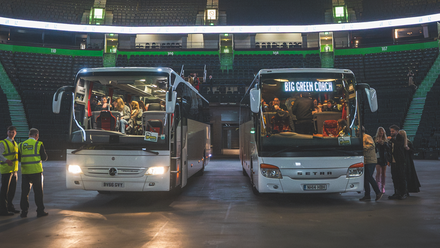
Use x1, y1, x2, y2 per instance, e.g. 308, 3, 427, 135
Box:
250, 160, 260, 195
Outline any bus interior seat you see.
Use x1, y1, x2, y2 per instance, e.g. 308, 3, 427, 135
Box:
144, 119, 163, 134
148, 103, 162, 111
92, 111, 121, 129
322, 120, 338, 137
96, 110, 117, 131
314, 112, 343, 133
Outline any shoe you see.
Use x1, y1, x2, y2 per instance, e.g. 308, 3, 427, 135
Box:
388, 194, 400, 200
375, 192, 384, 201
0, 211, 14, 216
359, 196, 371, 201
398, 195, 407, 200
8, 209, 20, 214
20, 211, 28, 218
37, 212, 49, 218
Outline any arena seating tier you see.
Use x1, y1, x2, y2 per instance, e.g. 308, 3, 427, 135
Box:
358, 0, 440, 22
0, 0, 93, 24
335, 47, 439, 138
0, 87, 13, 135
107, 0, 206, 26
0, 50, 102, 158
413, 76, 440, 151
1, 0, 439, 26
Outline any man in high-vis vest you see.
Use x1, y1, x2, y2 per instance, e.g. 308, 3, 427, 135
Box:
18, 128, 48, 218
0, 126, 19, 216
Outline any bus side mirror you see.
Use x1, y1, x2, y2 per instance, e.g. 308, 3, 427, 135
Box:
250, 88, 261, 113
357, 83, 378, 113
53, 86, 74, 114
166, 91, 177, 114
365, 87, 378, 112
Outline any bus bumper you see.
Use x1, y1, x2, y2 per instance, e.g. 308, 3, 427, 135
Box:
257, 176, 363, 194
66, 173, 171, 192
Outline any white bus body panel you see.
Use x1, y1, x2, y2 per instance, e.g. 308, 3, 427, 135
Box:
254, 156, 364, 193
186, 119, 210, 177
66, 149, 171, 192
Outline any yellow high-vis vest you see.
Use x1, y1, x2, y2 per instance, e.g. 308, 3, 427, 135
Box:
19, 139, 43, 174
0, 139, 18, 174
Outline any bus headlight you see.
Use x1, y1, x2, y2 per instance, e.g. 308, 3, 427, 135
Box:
146, 166, 167, 175
260, 163, 282, 179
347, 163, 364, 177
68, 165, 82, 174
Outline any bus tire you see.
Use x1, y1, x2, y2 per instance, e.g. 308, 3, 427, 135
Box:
195, 165, 204, 176
169, 185, 183, 196
252, 185, 260, 196
242, 167, 247, 176
195, 154, 205, 177
249, 161, 260, 195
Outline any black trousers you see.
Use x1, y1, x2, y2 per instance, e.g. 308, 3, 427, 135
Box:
390, 162, 407, 196
20, 173, 45, 213
295, 120, 313, 134
0, 172, 17, 211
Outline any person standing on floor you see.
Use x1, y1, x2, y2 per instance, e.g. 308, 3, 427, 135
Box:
399, 130, 421, 196
0, 126, 20, 216
360, 126, 383, 201
374, 127, 390, 194
388, 125, 408, 200
18, 128, 48, 217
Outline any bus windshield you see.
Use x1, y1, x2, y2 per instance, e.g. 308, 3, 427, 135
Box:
70, 70, 170, 150
259, 72, 361, 156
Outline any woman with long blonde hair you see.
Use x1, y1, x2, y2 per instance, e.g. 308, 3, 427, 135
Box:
113, 98, 131, 134
374, 127, 389, 193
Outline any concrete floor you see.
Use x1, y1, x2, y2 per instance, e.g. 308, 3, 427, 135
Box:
0, 158, 439, 248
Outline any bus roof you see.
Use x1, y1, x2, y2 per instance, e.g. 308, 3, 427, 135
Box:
258, 68, 354, 75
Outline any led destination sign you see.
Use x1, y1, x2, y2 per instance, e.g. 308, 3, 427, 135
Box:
284, 81, 334, 92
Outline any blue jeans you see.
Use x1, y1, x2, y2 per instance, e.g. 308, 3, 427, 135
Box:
364, 163, 380, 196
120, 119, 128, 134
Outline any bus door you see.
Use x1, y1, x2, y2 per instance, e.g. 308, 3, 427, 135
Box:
170, 103, 188, 189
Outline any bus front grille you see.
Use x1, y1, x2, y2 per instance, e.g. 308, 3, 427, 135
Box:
85, 167, 146, 177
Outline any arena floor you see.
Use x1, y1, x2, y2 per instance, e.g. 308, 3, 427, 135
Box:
0, 158, 439, 248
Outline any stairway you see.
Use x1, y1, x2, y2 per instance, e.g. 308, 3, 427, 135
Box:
403, 54, 440, 140
103, 53, 117, 67
321, 52, 334, 68
220, 53, 233, 72
0, 63, 29, 141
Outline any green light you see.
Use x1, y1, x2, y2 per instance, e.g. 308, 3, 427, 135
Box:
94, 8, 104, 19
224, 34, 229, 36
210, 23, 214, 25
109, 33, 114, 36
334, 6, 345, 18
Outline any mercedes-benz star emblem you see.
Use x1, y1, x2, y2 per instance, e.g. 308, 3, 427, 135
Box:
109, 168, 118, 176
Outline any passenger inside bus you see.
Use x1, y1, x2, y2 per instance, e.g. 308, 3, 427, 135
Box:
262, 94, 348, 137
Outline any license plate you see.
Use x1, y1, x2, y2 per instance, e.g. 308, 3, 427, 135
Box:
103, 182, 124, 188
303, 184, 327, 191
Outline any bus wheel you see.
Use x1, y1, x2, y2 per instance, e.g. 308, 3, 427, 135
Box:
169, 185, 183, 197
249, 163, 260, 196
195, 153, 206, 177
242, 167, 247, 176
252, 185, 260, 196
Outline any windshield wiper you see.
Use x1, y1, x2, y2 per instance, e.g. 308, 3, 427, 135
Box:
269, 146, 300, 157
142, 148, 159, 155
71, 144, 93, 154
